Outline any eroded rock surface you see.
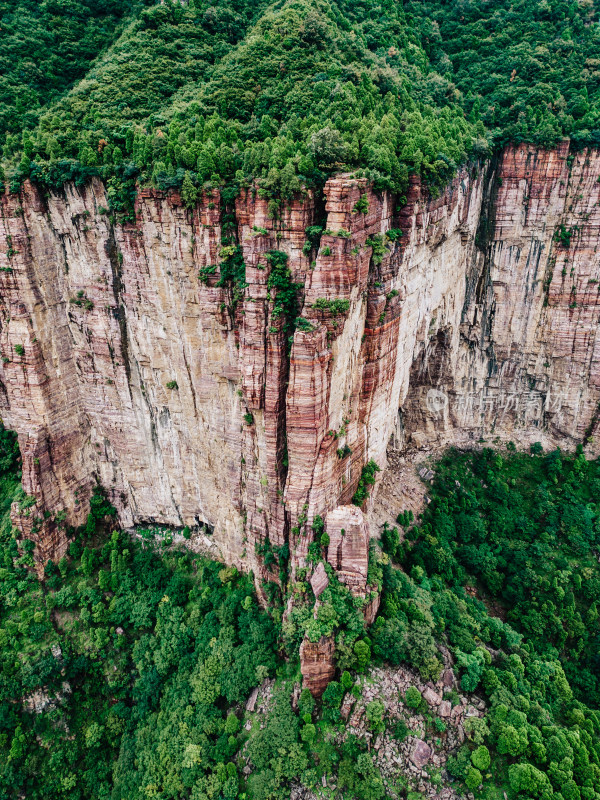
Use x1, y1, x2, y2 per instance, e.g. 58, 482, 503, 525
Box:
299, 636, 336, 697
2, 143, 600, 688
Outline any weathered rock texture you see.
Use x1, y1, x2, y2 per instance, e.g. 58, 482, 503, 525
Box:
299, 635, 337, 698
2, 141, 600, 591
400, 142, 600, 454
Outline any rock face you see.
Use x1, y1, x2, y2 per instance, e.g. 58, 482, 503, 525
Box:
1, 143, 600, 606
399, 142, 600, 453
325, 505, 369, 590
299, 636, 336, 697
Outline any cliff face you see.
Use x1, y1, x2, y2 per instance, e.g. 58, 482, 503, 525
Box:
401, 142, 600, 453
1, 142, 600, 589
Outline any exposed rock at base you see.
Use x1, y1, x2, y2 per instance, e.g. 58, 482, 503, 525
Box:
299, 636, 336, 697
309, 562, 329, 598
245, 686, 259, 713
363, 591, 381, 626
411, 739, 432, 769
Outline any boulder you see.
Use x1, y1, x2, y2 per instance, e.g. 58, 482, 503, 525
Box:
410, 739, 432, 769
310, 561, 329, 598
299, 635, 336, 697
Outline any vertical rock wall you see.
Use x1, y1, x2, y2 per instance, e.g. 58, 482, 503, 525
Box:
400, 143, 600, 452
1, 142, 600, 581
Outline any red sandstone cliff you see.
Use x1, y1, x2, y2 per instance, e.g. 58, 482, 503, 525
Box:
2, 143, 600, 687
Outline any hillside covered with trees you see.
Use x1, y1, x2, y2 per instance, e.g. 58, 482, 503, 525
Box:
1, 0, 599, 206
2, 2, 600, 799
2, 421, 600, 799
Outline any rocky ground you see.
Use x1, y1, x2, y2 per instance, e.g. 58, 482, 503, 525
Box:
240, 661, 486, 799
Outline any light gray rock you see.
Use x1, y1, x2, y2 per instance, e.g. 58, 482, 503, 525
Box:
423, 687, 442, 706
442, 669, 455, 688
310, 562, 329, 598
246, 686, 259, 712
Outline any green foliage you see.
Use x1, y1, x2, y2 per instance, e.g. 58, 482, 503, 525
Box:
2, 0, 482, 201
464, 766, 482, 791
266, 250, 303, 349
165, 379, 178, 390
2, 0, 599, 213
338, 749, 385, 800
217, 237, 247, 312
180, 170, 198, 208
385, 228, 403, 242
404, 686, 422, 710
376, 446, 600, 797
365, 699, 385, 734
352, 194, 369, 214
380, 521, 400, 560
311, 297, 350, 316
471, 745, 490, 771
0, 422, 19, 476
246, 691, 307, 798
555, 223, 577, 248
353, 639, 371, 672
365, 235, 387, 266
198, 263, 218, 284
303, 225, 324, 256
407, 447, 600, 704
337, 443, 352, 460
0, 0, 136, 143
406, 0, 600, 150
298, 687, 315, 718
0, 439, 280, 798
351, 459, 381, 507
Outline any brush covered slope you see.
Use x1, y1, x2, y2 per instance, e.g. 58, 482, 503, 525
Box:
2, 432, 600, 800
1, 0, 599, 204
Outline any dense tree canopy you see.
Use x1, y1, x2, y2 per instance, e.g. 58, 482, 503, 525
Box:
376, 444, 600, 798
3, 0, 599, 204
0, 0, 140, 140
2, 423, 600, 798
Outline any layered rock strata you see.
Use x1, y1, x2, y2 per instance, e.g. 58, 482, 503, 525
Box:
1, 142, 600, 665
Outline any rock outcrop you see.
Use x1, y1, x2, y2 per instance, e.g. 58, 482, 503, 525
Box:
2, 142, 600, 686
299, 636, 336, 697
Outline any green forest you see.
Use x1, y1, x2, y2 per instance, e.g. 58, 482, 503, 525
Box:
2, 420, 600, 799
2, 1, 600, 798
1, 0, 599, 207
